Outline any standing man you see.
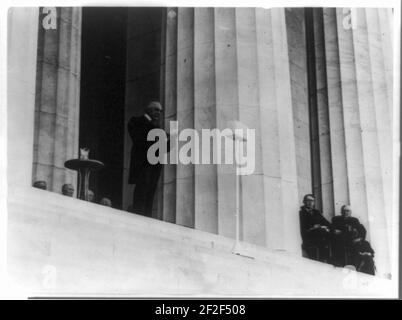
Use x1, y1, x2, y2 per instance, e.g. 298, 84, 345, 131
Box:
128, 101, 168, 217
299, 194, 332, 262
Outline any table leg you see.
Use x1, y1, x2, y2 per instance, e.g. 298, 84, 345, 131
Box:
83, 169, 91, 201
77, 169, 82, 199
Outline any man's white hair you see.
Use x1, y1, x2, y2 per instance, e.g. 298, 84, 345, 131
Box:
341, 204, 352, 213
146, 101, 162, 111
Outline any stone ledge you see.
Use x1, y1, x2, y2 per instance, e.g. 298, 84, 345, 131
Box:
6, 186, 397, 297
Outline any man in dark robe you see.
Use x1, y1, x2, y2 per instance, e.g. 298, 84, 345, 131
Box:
332, 205, 367, 240
332, 205, 366, 263
128, 101, 169, 217
332, 205, 375, 274
299, 194, 332, 262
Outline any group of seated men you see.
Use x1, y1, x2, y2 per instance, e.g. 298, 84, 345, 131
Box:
33, 180, 112, 207
299, 194, 375, 275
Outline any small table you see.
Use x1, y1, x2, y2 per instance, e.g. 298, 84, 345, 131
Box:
64, 159, 105, 201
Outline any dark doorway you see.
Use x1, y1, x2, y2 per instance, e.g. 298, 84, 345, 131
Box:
79, 8, 127, 209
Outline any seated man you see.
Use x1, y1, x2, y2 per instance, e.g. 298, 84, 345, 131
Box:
332, 205, 375, 274
331, 205, 367, 266
299, 194, 332, 262
100, 197, 112, 207
61, 183, 74, 197
87, 190, 95, 202
33, 180, 47, 190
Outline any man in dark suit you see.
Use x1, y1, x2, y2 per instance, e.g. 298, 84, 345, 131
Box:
128, 101, 168, 217
299, 194, 332, 262
332, 205, 367, 242
332, 205, 373, 271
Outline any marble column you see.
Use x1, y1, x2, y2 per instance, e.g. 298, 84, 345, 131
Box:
163, 7, 303, 253
8, 8, 40, 189
255, 8, 283, 250
175, 8, 195, 228
287, 8, 336, 220
236, 8, 266, 246
270, 8, 302, 252
214, 8, 239, 240
335, 8, 369, 230
321, 8, 393, 277
350, 8, 391, 277
194, 8, 218, 234
322, 8, 350, 216
310, 8, 336, 220
163, 8, 178, 224
305, 8, 324, 213
377, 9, 394, 120
285, 9, 312, 206
256, 8, 303, 252
365, 8, 394, 256
32, 8, 81, 194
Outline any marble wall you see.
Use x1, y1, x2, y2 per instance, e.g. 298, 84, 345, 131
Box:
32, 8, 81, 194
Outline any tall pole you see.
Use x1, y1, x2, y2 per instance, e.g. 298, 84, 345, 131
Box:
227, 121, 253, 258
234, 138, 240, 251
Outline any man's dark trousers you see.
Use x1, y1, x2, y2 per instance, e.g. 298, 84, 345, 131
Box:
128, 115, 162, 217
132, 163, 161, 217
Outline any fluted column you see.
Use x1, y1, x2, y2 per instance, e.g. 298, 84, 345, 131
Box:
270, 8, 302, 252
285, 9, 312, 206
335, 8, 369, 229
194, 8, 218, 234
214, 8, 239, 240
365, 8, 394, 254
8, 8, 40, 189
312, 8, 335, 219
163, 8, 178, 224
32, 8, 81, 194
351, 8, 390, 277
325, 8, 392, 277
255, 8, 303, 252
235, 8, 266, 246
322, 8, 350, 215
175, 8, 195, 228
163, 7, 303, 253
377, 9, 394, 120
255, 8, 283, 250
